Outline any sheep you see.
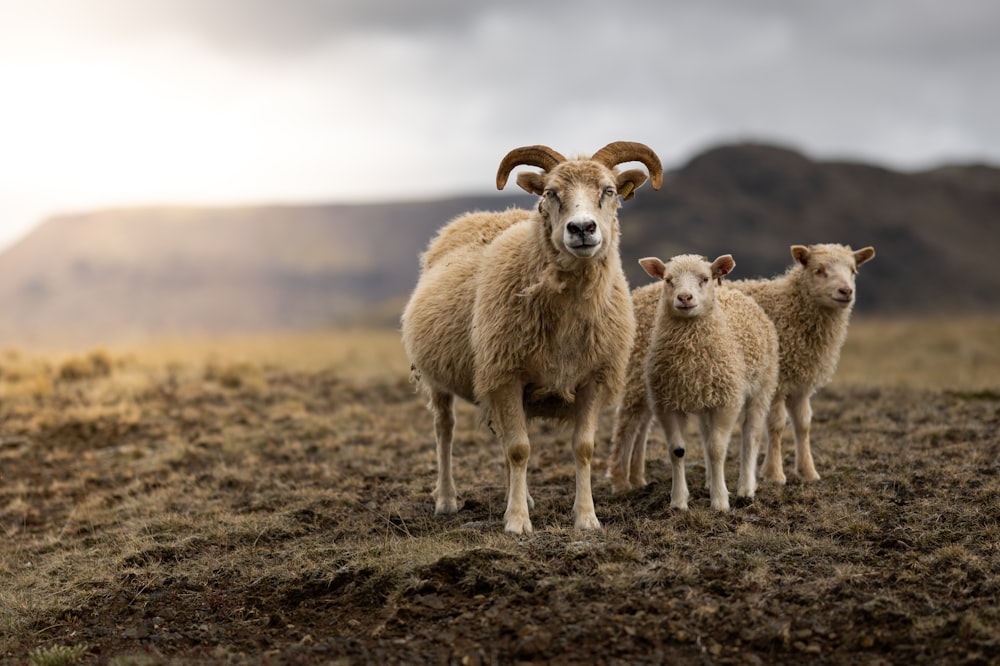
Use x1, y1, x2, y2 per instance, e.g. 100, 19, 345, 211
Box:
727, 243, 875, 483
401, 142, 664, 533
607, 254, 778, 511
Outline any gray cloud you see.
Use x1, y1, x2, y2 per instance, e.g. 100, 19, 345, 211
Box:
2, 0, 998, 251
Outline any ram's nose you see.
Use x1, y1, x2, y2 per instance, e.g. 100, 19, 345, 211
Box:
566, 219, 597, 237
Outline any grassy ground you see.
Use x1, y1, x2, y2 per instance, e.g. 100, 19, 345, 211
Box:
1, 318, 998, 664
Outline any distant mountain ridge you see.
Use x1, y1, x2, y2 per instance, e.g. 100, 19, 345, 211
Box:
1, 143, 997, 347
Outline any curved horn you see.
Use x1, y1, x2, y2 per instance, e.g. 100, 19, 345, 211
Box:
591, 141, 664, 190
495, 145, 567, 190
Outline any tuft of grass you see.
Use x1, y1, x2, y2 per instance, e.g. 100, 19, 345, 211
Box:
57, 350, 113, 381
27, 644, 89, 666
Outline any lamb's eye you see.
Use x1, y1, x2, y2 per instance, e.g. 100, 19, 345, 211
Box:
701, 277, 710, 285
815, 267, 826, 277
602, 186, 615, 198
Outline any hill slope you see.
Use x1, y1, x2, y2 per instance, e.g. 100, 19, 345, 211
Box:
0, 195, 533, 346
0, 143, 996, 347
618, 144, 1000, 313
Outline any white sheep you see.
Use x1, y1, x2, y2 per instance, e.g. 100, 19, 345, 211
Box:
727, 243, 875, 483
401, 142, 663, 533
607, 254, 778, 511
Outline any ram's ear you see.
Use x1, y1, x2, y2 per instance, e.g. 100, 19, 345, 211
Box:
516, 172, 545, 195
639, 256, 667, 280
616, 169, 649, 201
854, 246, 875, 267
791, 245, 811, 266
711, 254, 735, 279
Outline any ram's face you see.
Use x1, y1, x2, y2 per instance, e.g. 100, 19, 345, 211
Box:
536, 162, 621, 260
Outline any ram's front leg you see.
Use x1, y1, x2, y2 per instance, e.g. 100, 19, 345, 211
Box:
488, 382, 533, 534
571, 382, 602, 530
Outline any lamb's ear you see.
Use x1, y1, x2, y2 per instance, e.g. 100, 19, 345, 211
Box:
639, 257, 667, 280
854, 246, 875, 267
516, 172, 545, 195
616, 169, 649, 201
791, 245, 811, 266
711, 254, 736, 279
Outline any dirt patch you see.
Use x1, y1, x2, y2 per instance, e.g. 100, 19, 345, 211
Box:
1, 358, 998, 664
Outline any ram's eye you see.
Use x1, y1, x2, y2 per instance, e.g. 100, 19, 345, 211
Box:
701, 276, 710, 285
602, 186, 615, 198
815, 267, 827, 277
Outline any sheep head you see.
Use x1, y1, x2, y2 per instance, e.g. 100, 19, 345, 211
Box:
495, 142, 663, 260
790, 243, 876, 309
640, 254, 735, 318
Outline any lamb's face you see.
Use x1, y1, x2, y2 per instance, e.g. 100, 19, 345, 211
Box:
535, 162, 621, 260
792, 244, 876, 310
639, 254, 736, 319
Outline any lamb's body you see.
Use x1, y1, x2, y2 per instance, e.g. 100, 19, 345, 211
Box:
402, 143, 662, 533
728, 243, 875, 483
608, 254, 778, 511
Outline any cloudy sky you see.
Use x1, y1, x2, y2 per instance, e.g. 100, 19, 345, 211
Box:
1, 0, 998, 251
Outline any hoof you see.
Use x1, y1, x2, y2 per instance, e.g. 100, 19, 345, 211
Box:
504, 516, 533, 534
433, 496, 459, 515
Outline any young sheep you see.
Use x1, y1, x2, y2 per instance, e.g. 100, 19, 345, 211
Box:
728, 243, 875, 483
607, 254, 778, 511
401, 142, 663, 533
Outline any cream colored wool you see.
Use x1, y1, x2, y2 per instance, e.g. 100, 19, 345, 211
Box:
607, 254, 778, 511
401, 142, 662, 534
728, 243, 875, 483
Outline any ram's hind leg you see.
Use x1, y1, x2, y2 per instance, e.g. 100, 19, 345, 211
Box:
430, 390, 459, 514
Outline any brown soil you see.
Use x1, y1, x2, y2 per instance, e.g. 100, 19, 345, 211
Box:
1, 355, 998, 664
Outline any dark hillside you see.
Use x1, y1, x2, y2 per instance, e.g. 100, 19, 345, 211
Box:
0, 143, 996, 346
618, 144, 1000, 313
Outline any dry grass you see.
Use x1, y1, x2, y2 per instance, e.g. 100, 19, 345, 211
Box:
1, 319, 998, 664
835, 315, 1000, 390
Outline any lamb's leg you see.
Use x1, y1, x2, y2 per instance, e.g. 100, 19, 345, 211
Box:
606, 408, 635, 492
660, 410, 689, 510
737, 393, 768, 498
488, 382, 533, 534
430, 390, 458, 514
705, 403, 740, 511
607, 401, 650, 494
698, 414, 712, 492
627, 418, 652, 490
761, 396, 788, 484
788, 392, 820, 482
570, 382, 602, 530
